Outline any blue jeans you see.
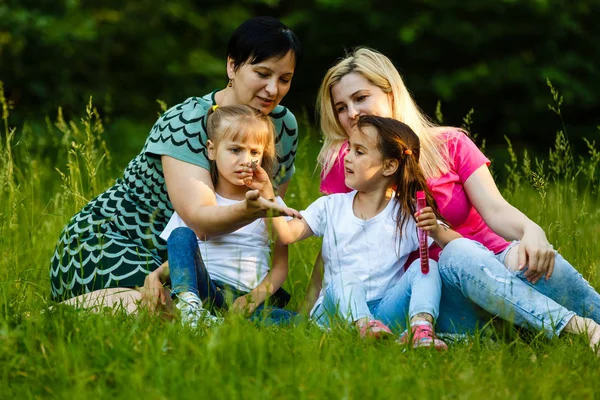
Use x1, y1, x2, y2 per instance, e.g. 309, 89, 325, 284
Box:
312, 259, 442, 333
167, 227, 296, 326
437, 238, 600, 338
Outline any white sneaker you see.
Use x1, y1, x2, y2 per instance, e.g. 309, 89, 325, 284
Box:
175, 292, 222, 328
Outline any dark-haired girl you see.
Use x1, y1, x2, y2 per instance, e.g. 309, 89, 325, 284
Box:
264, 116, 460, 349
50, 17, 302, 310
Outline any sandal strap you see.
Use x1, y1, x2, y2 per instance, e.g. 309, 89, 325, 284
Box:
359, 319, 392, 336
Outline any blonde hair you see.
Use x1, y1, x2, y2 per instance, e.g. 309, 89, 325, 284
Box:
206, 105, 276, 185
316, 47, 454, 179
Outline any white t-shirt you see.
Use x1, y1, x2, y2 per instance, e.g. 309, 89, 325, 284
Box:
300, 191, 432, 316
160, 194, 286, 292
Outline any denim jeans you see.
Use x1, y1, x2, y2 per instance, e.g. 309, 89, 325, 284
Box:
167, 226, 296, 326
437, 238, 600, 338
312, 259, 442, 333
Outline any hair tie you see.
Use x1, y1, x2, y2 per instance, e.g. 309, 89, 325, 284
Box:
404, 149, 412, 155
211, 105, 219, 112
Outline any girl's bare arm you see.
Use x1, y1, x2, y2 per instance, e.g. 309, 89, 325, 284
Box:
299, 251, 324, 315
269, 216, 314, 245
232, 244, 289, 315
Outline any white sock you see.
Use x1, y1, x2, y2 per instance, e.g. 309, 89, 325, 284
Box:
410, 319, 432, 328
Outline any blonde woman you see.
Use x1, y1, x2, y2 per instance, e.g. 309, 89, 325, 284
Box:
312, 47, 600, 351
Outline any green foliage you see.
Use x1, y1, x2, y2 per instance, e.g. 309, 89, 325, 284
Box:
1, 1, 263, 118
54, 97, 111, 212
500, 82, 600, 243
580, 135, 600, 193
434, 100, 444, 124
2, 1, 600, 155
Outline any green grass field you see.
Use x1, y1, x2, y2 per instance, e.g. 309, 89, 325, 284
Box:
1, 85, 600, 398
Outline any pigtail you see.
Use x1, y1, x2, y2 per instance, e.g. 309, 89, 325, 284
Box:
257, 112, 277, 183
206, 105, 221, 186
392, 145, 427, 237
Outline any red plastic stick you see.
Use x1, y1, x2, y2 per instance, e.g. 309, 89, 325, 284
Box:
416, 191, 429, 274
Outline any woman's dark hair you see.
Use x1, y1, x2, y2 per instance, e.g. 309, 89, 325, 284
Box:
227, 16, 303, 71
356, 115, 447, 240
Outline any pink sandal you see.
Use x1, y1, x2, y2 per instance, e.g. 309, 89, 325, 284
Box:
357, 319, 393, 339
398, 322, 448, 351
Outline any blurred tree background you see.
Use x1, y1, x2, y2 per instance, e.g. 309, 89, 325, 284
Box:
2, 0, 599, 169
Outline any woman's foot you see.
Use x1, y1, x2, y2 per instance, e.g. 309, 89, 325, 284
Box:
398, 321, 448, 351
564, 315, 600, 355
355, 318, 394, 339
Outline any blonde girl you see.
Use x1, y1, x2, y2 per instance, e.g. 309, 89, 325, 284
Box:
157, 105, 296, 327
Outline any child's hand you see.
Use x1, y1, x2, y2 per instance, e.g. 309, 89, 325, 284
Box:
245, 189, 303, 219
231, 294, 258, 317
243, 161, 275, 200
415, 206, 440, 233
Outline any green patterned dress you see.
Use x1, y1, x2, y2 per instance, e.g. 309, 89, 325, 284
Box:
49, 91, 298, 301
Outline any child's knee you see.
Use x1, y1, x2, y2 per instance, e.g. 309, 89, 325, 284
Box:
406, 258, 439, 275
428, 260, 439, 274
167, 227, 197, 249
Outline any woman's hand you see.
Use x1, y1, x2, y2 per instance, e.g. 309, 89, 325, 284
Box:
517, 225, 556, 283
245, 189, 302, 219
140, 270, 168, 312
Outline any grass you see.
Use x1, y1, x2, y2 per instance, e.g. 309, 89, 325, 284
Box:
1, 82, 600, 398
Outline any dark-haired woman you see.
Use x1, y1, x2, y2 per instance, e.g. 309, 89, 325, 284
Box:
50, 16, 302, 311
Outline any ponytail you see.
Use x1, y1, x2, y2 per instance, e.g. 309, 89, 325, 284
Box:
394, 145, 442, 234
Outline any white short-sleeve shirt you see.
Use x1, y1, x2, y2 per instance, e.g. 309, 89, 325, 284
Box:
160, 194, 286, 292
300, 191, 431, 315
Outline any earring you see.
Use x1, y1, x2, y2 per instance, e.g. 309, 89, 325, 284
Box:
228, 79, 233, 88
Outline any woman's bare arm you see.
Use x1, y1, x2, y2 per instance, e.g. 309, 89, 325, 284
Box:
464, 165, 555, 283
162, 156, 295, 239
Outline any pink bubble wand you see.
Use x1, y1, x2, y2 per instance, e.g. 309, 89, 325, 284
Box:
416, 190, 429, 274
